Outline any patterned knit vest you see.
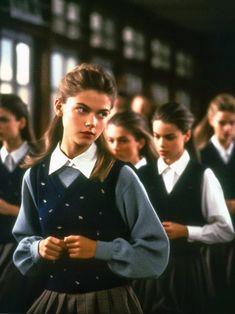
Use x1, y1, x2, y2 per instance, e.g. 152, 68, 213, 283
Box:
30, 159, 130, 293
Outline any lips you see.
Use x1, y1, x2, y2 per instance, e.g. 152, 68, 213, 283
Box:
80, 131, 95, 136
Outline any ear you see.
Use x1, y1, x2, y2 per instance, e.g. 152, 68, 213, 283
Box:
184, 130, 191, 143
54, 98, 63, 117
138, 138, 146, 150
19, 117, 26, 130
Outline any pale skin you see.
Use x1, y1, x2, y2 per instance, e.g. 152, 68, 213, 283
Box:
0, 108, 26, 216
105, 124, 145, 165
209, 110, 235, 213
39, 89, 112, 260
152, 119, 191, 239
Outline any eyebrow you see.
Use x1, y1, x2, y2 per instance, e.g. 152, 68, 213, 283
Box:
76, 102, 110, 112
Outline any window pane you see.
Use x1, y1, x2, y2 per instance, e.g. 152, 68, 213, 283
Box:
0, 83, 13, 93
51, 53, 63, 88
0, 38, 13, 81
16, 42, 30, 85
65, 57, 77, 73
17, 86, 31, 109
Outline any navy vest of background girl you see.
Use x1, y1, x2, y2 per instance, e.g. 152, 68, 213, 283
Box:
133, 102, 234, 314
194, 93, 235, 313
105, 110, 158, 173
12, 63, 169, 314
0, 93, 42, 313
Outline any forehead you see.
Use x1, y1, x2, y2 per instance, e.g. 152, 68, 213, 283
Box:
66, 90, 111, 110
153, 120, 180, 133
0, 107, 14, 117
215, 110, 235, 121
107, 124, 132, 137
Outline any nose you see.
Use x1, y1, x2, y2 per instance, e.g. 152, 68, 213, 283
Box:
85, 114, 96, 128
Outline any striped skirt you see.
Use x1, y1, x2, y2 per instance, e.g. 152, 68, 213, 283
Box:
27, 285, 143, 314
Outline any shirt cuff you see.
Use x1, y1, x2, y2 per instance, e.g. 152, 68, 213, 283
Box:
187, 226, 202, 242
95, 240, 113, 261
30, 240, 42, 262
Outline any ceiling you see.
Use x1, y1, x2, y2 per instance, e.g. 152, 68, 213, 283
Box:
127, 0, 235, 34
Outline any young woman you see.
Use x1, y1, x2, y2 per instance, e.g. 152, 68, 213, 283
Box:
195, 93, 235, 313
105, 110, 158, 169
12, 63, 169, 314
134, 102, 234, 314
0, 93, 40, 312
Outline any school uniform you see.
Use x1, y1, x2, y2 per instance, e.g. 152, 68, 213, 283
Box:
0, 142, 43, 313
12, 143, 169, 314
134, 150, 234, 314
200, 136, 235, 313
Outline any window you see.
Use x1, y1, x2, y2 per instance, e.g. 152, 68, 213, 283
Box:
175, 51, 194, 78
175, 89, 191, 107
9, 0, 44, 25
122, 26, 145, 61
50, 49, 78, 117
51, 0, 81, 39
151, 39, 171, 70
118, 72, 143, 96
90, 12, 116, 50
0, 30, 33, 111
150, 83, 169, 105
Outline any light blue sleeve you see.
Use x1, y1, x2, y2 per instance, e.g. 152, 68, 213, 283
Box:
12, 168, 44, 276
95, 165, 169, 279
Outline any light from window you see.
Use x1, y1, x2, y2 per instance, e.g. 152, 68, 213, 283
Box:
0, 38, 13, 81
16, 43, 30, 85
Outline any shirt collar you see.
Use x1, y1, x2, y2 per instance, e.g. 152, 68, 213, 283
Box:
49, 143, 97, 178
1, 142, 29, 164
135, 157, 147, 169
158, 150, 190, 176
211, 135, 234, 157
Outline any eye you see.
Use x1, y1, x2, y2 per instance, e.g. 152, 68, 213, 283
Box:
76, 106, 88, 113
97, 111, 109, 119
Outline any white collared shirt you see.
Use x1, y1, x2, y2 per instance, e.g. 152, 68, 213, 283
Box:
157, 149, 234, 243
211, 135, 234, 163
158, 150, 190, 193
49, 143, 97, 178
1, 142, 29, 170
135, 157, 147, 169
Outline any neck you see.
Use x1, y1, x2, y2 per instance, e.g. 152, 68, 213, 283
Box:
4, 138, 23, 153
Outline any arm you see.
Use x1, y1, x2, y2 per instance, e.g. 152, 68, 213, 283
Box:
187, 168, 235, 243
0, 199, 19, 216
95, 165, 169, 279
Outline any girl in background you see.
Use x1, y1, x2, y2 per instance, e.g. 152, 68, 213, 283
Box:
105, 110, 158, 169
194, 93, 235, 313
13, 63, 169, 314
134, 102, 234, 314
0, 93, 41, 312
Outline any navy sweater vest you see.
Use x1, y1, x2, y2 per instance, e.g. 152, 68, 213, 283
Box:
138, 160, 207, 255
0, 160, 26, 243
200, 142, 235, 199
30, 159, 130, 293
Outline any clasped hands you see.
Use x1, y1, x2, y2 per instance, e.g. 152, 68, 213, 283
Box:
39, 235, 97, 261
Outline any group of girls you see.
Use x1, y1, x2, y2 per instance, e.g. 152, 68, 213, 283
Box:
105, 97, 235, 314
1, 61, 234, 314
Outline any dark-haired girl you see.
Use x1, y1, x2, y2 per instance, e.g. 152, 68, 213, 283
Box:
105, 110, 158, 169
12, 64, 169, 314
0, 93, 40, 312
134, 102, 234, 314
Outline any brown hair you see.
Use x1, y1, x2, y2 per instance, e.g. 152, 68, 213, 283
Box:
107, 110, 158, 162
25, 63, 117, 181
193, 93, 235, 149
0, 93, 38, 151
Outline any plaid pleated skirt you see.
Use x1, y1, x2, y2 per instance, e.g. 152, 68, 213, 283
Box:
27, 285, 143, 314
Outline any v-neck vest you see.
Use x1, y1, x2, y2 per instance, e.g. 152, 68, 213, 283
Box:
30, 158, 130, 293
139, 160, 206, 255
0, 159, 26, 243
200, 142, 235, 199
